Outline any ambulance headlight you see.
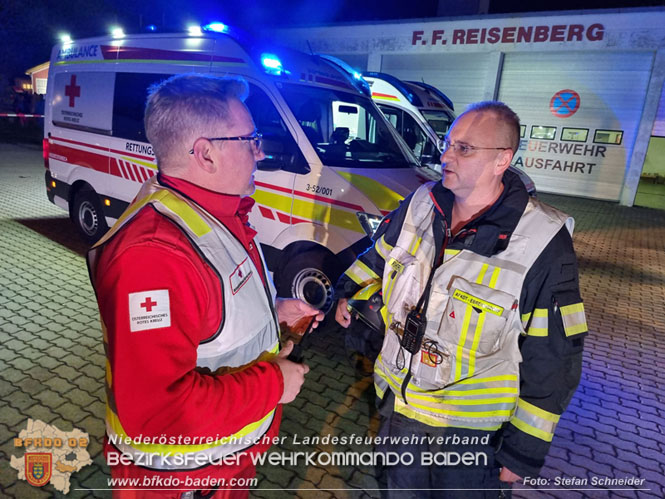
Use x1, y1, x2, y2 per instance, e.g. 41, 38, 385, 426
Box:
111, 27, 125, 39
188, 25, 203, 36
356, 212, 383, 238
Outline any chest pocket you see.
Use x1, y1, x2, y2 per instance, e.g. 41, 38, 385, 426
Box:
411, 276, 520, 387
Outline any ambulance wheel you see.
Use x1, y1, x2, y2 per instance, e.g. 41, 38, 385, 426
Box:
277, 250, 341, 313
72, 189, 108, 245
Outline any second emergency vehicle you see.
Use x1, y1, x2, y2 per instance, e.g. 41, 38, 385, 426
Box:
364, 72, 536, 194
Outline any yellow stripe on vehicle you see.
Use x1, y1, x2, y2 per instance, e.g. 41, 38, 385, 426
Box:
120, 156, 157, 169
335, 171, 404, 212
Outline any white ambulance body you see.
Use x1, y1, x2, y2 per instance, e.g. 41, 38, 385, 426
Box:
364, 72, 536, 194
44, 30, 429, 310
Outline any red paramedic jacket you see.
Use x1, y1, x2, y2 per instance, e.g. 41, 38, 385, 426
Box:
93, 174, 284, 483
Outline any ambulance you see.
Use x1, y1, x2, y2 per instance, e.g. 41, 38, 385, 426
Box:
43, 27, 432, 311
363, 72, 536, 194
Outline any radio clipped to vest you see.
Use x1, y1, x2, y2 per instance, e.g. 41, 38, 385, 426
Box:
398, 214, 448, 405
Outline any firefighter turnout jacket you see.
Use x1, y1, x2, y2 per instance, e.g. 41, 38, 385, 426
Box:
336, 170, 588, 477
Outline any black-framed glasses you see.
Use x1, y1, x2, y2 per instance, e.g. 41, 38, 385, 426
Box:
439, 137, 511, 158
189, 131, 263, 154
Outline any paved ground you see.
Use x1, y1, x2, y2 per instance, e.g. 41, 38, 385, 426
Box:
1, 142, 664, 498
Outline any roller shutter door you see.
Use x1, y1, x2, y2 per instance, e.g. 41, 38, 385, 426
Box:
380, 52, 493, 112
499, 51, 653, 200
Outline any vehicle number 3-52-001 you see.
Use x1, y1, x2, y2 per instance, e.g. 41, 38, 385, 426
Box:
305, 184, 333, 196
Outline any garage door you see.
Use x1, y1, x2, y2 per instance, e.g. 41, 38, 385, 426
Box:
499, 51, 654, 200
380, 53, 493, 113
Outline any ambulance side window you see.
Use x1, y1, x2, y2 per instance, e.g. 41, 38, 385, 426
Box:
112, 73, 172, 143
245, 83, 308, 174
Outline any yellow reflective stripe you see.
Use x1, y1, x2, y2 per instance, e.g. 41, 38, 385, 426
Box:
521, 312, 532, 328
441, 387, 519, 396
560, 303, 588, 337
158, 191, 211, 237
408, 236, 423, 255
527, 308, 548, 336
561, 303, 584, 315
511, 399, 560, 442
107, 405, 275, 454
393, 401, 504, 430
335, 171, 403, 212
455, 302, 474, 380
456, 375, 518, 384
476, 263, 488, 284
405, 399, 514, 418
344, 260, 380, 287
468, 310, 486, 377
489, 267, 501, 289
355, 260, 381, 281
374, 381, 386, 399
375, 235, 393, 261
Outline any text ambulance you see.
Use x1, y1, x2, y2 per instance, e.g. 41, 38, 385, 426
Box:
43, 29, 430, 311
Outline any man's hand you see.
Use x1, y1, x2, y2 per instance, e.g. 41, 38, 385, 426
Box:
335, 298, 351, 328
273, 341, 310, 404
276, 298, 324, 334
499, 467, 522, 483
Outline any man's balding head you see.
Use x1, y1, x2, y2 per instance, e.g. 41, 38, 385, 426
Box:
462, 101, 520, 154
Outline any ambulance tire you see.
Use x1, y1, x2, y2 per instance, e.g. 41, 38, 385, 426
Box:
276, 249, 341, 314
72, 188, 109, 245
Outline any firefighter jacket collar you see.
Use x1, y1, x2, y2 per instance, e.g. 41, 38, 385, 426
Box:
431, 170, 530, 258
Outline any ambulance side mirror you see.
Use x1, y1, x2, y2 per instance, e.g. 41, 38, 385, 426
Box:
257, 136, 310, 174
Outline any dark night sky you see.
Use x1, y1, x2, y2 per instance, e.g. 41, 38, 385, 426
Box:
0, 0, 663, 86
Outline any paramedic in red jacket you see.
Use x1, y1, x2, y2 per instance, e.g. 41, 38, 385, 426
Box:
87, 74, 323, 498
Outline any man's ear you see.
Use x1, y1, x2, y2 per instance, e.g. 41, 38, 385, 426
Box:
191, 138, 217, 174
494, 149, 514, 176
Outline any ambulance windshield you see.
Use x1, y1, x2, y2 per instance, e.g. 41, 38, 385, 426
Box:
422, 110, 454, 139
281, 84, 415, 169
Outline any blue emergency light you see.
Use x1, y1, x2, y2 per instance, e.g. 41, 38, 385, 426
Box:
203, 22, 228, 33
261, 54, 283, 75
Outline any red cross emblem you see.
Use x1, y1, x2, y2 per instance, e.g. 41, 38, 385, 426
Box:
64, 75, 81, 107
140, 297, 157, 312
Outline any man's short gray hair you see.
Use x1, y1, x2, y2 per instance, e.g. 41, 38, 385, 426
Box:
144, 73, 249, 169
464, 101, 520, 153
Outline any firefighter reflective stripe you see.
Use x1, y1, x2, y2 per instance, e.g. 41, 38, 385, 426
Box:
375, 235, 393, 261
560, 303, 588, 336
106, 404, 275, 457
376, 356, 518, 427
511, 398, 560, 442
527, 308, 548, 336
408, 236, 423, 255
394, 400, 504, 430
344, 259, 380, 287
521, 312, 532, 329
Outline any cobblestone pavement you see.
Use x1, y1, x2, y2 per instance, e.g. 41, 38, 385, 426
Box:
1, 142, 664, 498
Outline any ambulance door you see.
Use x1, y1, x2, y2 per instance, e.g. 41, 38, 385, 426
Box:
48, 70, 114, 243
243, 81, 309, 267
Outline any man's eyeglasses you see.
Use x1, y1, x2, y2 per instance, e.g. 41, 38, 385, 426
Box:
189, 131, 263, 154
439, 137, 511, 158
